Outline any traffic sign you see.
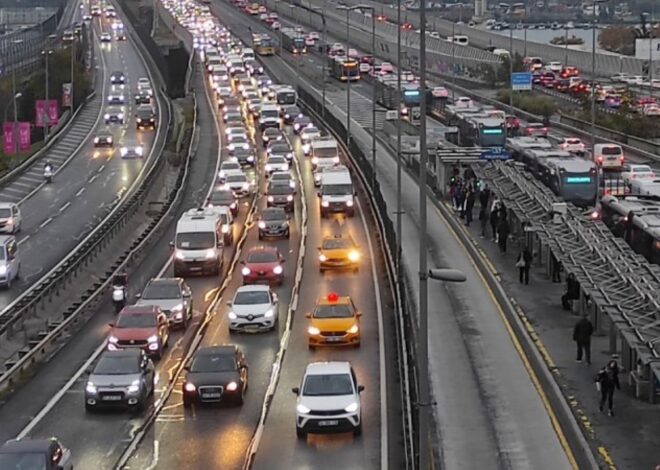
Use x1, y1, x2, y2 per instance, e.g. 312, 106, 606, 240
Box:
480, 147, 511, 160
511, 72, 532, 91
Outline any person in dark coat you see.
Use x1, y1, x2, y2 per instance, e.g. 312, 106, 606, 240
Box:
465, 188, 476, 226
497, 216, 510, 253
479, 185, 491, 209
596, 360, 621, 416
562, 273, 580, 310
516, 247, 532, 284
573, 316, 594, 364
489, 204, 500, 242
456, 185, 466, 218
551, 255, 562, 283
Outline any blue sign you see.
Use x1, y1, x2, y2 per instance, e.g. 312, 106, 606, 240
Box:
481, 147, 512, 160
511, 72, 533, 91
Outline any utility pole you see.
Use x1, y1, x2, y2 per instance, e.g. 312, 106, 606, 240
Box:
396, 0, 403, 282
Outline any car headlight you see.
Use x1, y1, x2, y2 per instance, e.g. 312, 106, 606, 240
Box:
262, 135, 269, 141
228, 311, 237, 320
294, 124, 300, 131
311, 157, 318, 164
273, 265, 283, 274
247, 155, 254, 162
348, 250, 360, 262
226, 381, 238, 391
264, 308, 274, 318
171, 303, 184, 312
332, 156, 340, 163
147, 334, 159, 343
106, 137, 112, 143
303, 144, 311, 153
221, 224, 229, 233
344, 402, 359, 413
347, 324, 359, 334
127, 379, 140, 394
284, 114, 290, 119
86, 382, 97, 394
228, 144, 235, 150
184, 382, 196, 392
241, 266, 251, 276
319, 254, 327, 262
307, 326, 320, 335
94, 137, 100, 143
120, 147, 128, 155
321, 201, 329, 207
118, 113, 124, 120
108, 335, 119, 344
267, 195, 274, 202
205, 249, 216, 259
346, 200, 354, 207
286, 195, 293, 202
136, 147, 143, 155
242, 143, 249, 150
258, 221, 266, 229
175, 250, 185, 260
104, 113, 110, 119
286, 153, 293, 160
242, 182, 249, 190
297, 404, 311, 414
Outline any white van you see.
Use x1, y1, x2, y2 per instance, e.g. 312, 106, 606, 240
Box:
0, 235, 20, 287
311, 138, 340, 185
318, 165, 355, 217
0, 203, 21, 234
593, 143, 624, 169
446, 35, 469, 46
259, 103, 281, 131
172, 208, 224, 276
242, 48, 256, 62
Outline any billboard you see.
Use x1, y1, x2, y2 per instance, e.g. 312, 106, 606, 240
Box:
2, 122, 30, 154
35, 100, 59, 127
635, 38, 660, 61
3, 122, 14, 155
18, 122, 30, 151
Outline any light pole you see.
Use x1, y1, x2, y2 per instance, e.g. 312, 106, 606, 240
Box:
11, 39, 23, 155
396, 0, 403, 280
509, 22, 513, 110
451, 21, 456, 100
298, 3, 327, 118
336, 5, 352, 146
590, 19, 596, 156
43, 34, 57, 143
564, 25, 569, 66
290, 4, 300, 92
3, 93, 22, 125
523, 26, 527, 57
344, 4, 377, 189
70, 34, 76, 111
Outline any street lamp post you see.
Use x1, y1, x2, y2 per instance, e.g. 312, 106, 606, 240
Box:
11, 39, 23, 155
509, 22, 513, 110
451, 21, 456, 101
396, 0, 403, 279
564, 26, 569, 66
43, 34, 57, 143
71, 35, 76, 111
3, 93, 22, 126
345, 7, 351, 146
590, 19, 596, 156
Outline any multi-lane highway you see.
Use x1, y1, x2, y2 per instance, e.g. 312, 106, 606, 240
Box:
0, 4, 166, 325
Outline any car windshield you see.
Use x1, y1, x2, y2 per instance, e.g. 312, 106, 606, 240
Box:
0, 453, 47, 470
230, 136, 248, 144
94, 355, 140, 374
117, 313, 157, 328
265, 129, 281, 137
268, 184, 292, 195
284, 106, 301, 115
142, 282, 181, 300
191, 353, 237, 372
176, 232, 216, 250
314, 304, 353, 318
322, 184, 353, 196
602, 146, 622, 155
261, 109, 279, 118
248, 251, 277, 262
268, 157, 286, 164
270, 145, 290, 153
222, 163, 240, 171
271, 173, 291, 181
0, 208, 11, 218
227, 174, 247, 183
323, 238, 352, 249
234, 290, 270, 305
209, 191, 234, 204
634, 166, 651, 172
302, 373, 353, 396
262, 210, 285, 221
303, 127, 319, 135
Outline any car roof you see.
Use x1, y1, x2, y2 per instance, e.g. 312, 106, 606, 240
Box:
100, 348, 142, 358
236, 284, 270, 293
120, 304, 160, 315
305, 361, 352, 375
0, 438, 55, 454
248, 245, 278, 254
196, 345, 237, 356
262, 206, 286, 214
146, 277, 181, 287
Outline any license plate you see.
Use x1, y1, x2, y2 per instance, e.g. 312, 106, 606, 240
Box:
202, 392, 221, 398
326, 337, 343, 342
102, 395, 122, 401
318, 420, 339, 426
190, 267, 201, 271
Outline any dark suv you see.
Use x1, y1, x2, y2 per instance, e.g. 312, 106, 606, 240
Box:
136, 105, 157, 130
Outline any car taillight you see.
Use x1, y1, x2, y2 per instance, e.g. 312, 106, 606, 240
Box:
597, 156, 603, 163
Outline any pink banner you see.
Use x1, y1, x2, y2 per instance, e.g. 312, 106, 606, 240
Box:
19, 122, 31, 151
3, 122, 14, 155
35, 100, 59, 127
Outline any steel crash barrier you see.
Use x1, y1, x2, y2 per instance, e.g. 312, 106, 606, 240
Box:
473, 160, 660, 403
0, 11, 184, 394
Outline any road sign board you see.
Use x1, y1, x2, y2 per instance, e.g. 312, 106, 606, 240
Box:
480, 147, 512, 160
511, 72, 532, 91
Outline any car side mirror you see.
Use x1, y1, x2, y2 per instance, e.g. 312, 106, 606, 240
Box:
136, 293, 142, 299
358, 385, 365, 393
292, 387, 299, 395
240, 260, 245, 265
169, 241, 175, 250
305, 312, 311, 318
183, 365, 190, 371
183, 291, 191, 298
356, 312, 362, 317
272, 293, 278, 302
316, 192, 321, 198
108, 322, 115, 328
226, 300, 232, 306
280, 258, 286, 263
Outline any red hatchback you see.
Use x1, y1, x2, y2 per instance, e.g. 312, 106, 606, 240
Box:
107, 305, 169, 359
241, 246, 285, 285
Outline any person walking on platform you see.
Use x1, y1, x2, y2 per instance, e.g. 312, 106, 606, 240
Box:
497, 215, 510, 253
573, 316, 594, 364
596, 360, 620, 416
490, 204, 500, 242
465, 187, 476, 227
551, 255, 562, 283
516, 247, 532, 284
562, 273, 580, 311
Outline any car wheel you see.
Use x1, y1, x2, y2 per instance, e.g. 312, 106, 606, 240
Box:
319, 268, 325, 274
308, 343, 315, 350
235, 386, 245, 406
353, 423, 362, 437
296, 427, 307, 439
285, 229, 290, 239
85, 403, 95, 413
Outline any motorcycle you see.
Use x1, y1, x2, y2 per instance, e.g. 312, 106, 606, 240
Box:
111, 273, 128, 314
44, 165, 53, 184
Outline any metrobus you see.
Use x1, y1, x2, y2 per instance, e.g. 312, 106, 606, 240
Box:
281, 28, 307, 54
253, 34, 276, 56
330, 56, 360, 81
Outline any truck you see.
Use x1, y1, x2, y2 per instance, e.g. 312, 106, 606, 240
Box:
172, 208, 224, 276
318, 165, 355, 217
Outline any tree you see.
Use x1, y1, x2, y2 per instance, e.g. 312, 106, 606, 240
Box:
598, 26, 634, 54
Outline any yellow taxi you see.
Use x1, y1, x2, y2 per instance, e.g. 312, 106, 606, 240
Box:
306, 293, 361, 349
318, 234, 360, 273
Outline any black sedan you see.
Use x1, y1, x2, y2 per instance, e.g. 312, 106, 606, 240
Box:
281, 105, 303, 125
0, 438, 74, 470
93, 132, 114, 147
292, 115, 312, 134
135, 91, 151, 105
110, 70, 126, 84
207, 188, 238, 216
258, 207, 290, 239
232, 147, 256, 167
266, 181, 295, 212
182, 345, 248, 407
262, 127, 284, 148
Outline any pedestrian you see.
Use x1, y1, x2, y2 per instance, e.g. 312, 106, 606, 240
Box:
465, 187, 476, 226
457, 185, 466, 219
573, 315, 594, 364
562, 273, 580, 311
479, 184, 491, 209
516, 247, 532, 284
551, 254, 562, 283
497, 215, 510, 253
490, 203, 500, 242
596, 360, 621, 416
479, 206, 489, 237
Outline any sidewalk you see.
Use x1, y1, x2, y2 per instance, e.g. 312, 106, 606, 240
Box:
449, 200, 660, 470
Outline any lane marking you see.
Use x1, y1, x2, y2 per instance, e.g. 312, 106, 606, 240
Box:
76, 187, 86, 197
17, 235, 30, 246
97, 164, 106, 173
39, 218, 53, 229
88, 175, 97, 184
59, 202, 72, 213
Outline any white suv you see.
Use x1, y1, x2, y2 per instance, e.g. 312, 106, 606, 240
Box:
227, 285, 278, 332
292, 361, 364, 439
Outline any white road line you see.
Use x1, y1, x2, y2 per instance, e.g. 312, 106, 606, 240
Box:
88, 175, 97, 183
59, 202, 72, 213
17, 235, 30, 246
97, 164, 106, 173
76, 187, 86, 197
17, 342, 106, 439
39, 218, 53, 229
144, 440, 160, 470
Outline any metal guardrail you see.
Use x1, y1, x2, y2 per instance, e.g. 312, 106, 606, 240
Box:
0, 5, 172, 354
